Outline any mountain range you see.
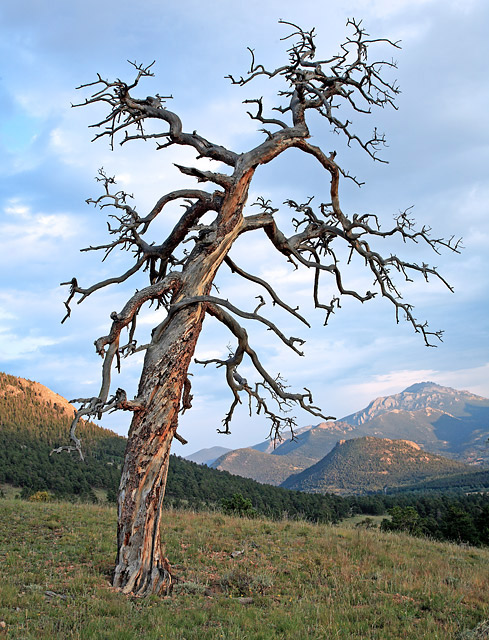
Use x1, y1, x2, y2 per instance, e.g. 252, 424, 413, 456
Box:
198, 382, 489, 491
2, 371, 488, 497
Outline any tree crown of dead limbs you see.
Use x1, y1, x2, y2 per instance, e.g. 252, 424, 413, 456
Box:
59, 19, 461, 458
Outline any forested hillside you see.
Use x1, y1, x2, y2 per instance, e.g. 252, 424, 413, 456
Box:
282, 437, 472, 494
0, 372, 126, 500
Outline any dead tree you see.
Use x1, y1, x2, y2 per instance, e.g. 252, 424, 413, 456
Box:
60, 20, 461, 596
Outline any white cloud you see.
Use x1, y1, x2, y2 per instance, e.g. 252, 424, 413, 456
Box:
432, 363, 489, 398
137, 308, 168, 326
0, 328, 58, 361
343, 369, 439, 406
0, 309, 15, 321
4, 202, 31, 219
0, 200, 79, 267
193, 348, 227, 362
342, 362, 489, 415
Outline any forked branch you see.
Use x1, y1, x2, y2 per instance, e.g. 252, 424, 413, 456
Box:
228, 18, 400, 160
197, 303, 332, 438
74, 62, 238, 165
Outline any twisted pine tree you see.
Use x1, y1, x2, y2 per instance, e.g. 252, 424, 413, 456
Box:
60, 20, 460, 595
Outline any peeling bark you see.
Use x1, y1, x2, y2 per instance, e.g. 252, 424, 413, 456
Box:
112, 169, 253, 595
113, 305, 204, 595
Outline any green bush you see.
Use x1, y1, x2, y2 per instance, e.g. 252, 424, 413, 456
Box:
221, 493, 257, 518
381, 506, 421, 535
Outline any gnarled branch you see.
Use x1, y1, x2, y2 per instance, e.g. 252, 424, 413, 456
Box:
196, 303, 332, 438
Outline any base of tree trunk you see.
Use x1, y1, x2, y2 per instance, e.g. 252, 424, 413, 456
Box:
113, 557, 173, 597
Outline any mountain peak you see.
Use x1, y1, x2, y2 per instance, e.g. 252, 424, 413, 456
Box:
341, 381, 488, 429
403, 381, 442, 393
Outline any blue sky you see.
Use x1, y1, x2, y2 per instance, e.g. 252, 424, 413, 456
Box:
1, 0, 488, 455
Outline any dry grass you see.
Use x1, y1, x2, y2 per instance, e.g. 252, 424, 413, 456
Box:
0, 499, 488, 639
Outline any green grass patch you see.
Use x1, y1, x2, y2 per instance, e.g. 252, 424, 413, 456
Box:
0, 498, 488, 639
340, 514, 387, 528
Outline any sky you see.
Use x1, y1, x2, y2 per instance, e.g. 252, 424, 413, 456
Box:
1, 0, 488, 456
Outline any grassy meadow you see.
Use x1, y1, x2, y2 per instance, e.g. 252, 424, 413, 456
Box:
0, 498, 488, 639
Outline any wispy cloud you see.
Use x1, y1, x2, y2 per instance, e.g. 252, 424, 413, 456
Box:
0, 327, 58, 361
1, 199, 79, 268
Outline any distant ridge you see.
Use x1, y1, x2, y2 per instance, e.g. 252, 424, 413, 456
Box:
185, 446, 232, 466
207, 423, 359, 485
249, 424, 316, 454
403, 382, 439, 393
211, 447, 307, 486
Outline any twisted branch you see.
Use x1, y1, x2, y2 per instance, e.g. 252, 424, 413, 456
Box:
196, 303, 332, 438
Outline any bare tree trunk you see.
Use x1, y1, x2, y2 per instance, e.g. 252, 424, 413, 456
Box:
113, 304, 205, 595
112, 170, 253, 595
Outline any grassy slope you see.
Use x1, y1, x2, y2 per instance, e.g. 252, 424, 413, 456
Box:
0, 500, 488, 639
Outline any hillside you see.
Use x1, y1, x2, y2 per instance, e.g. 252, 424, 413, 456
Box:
0, 499, 488, 639
211, 447, 307, 486
249, 423, 319, 454
355, 408, 454, 453
0, 372, 354, 523
3, 371, 488, 507
282, 436, 473, 495
3, 371, 489, 552
270, 420, 363, 463
0, 372, 126, 499
211, 422, 367, 485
